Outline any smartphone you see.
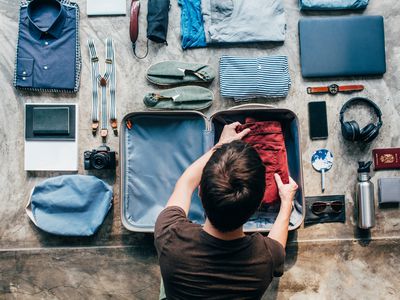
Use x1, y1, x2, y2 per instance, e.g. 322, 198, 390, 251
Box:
308, 101, 328, 140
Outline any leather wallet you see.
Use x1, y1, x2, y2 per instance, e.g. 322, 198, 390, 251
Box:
378, 178, 400, 204
373, 148, 400, 170
25, 104, 76, 141
33, 107, 69, 135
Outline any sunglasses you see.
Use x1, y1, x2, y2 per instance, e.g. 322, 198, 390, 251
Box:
311, 201, 343, 215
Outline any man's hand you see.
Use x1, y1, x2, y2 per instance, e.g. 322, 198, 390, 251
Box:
269, 174, 298, 248
274, 174, 298, 211
217, 122, 251, 146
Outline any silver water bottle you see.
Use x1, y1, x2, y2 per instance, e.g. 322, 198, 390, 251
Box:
356, 161, 375, 229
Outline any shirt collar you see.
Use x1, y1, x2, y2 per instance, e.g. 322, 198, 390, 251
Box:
27, 0, 66, 40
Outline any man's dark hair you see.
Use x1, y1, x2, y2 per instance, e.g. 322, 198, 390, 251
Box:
200, 140, 266, 232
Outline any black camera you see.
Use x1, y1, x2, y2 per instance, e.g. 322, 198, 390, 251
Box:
84, 145, 116, 170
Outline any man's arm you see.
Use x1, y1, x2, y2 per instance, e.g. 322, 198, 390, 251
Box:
165, 122, 251, 215
268, 174, 298, 248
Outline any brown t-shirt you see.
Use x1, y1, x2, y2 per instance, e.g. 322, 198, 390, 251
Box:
154, 206, 285, 300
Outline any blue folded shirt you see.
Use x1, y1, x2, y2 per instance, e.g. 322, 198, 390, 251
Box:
299, 0, 369, 10
14, 0, 81, 92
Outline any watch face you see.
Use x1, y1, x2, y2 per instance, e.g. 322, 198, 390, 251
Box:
328, 84, 339, 95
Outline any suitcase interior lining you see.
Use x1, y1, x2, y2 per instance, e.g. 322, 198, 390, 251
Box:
124, 114, 207, 229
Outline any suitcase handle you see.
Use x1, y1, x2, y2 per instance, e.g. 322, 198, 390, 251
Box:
227, 103, 277, 110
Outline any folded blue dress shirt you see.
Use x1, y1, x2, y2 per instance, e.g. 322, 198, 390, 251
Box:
14, 0, 81, 92
219, 55, 291, 101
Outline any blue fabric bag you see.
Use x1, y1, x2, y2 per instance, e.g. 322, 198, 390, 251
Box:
299, 0, 369, 10
26, 175, 113, 236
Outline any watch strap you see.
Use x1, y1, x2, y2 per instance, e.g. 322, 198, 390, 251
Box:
307, 84, 364, 95
338, 85, 364, 92
307, 86, 329, 94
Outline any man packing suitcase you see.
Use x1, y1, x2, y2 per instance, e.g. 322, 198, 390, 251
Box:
154, 122, 298, 299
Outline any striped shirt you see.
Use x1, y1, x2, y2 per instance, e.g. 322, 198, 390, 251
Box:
219, 55, 291, 101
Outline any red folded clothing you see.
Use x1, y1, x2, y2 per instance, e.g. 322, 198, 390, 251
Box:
236, 118, 289, 205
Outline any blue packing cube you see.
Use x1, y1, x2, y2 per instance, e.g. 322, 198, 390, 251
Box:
27, 175, 113, 236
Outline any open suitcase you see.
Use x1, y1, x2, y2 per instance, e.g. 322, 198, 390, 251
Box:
120, 104, 304, 233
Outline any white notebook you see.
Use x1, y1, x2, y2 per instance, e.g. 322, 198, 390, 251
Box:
25, 104, 78, 171
87, 0, 126, 16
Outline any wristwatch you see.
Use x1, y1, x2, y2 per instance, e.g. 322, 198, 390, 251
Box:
307, 84, 364, 95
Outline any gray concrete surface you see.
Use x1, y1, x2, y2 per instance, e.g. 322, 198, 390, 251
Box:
1, 240, 399, 299
0, 0, 399, 299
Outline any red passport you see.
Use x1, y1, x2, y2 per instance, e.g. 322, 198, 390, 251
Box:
373, 148, 400, 170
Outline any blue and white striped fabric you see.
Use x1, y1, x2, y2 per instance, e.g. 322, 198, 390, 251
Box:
219, 55, 291, 101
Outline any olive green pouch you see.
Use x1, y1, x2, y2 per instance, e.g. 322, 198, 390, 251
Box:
146, 61, 215, 86
143, 86, 213, 110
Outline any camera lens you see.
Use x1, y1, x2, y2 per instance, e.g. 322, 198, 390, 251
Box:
92, 152, 110, 170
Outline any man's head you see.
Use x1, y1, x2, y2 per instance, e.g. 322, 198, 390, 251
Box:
200, 140, 266, 232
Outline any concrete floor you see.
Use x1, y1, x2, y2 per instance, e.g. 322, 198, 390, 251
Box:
0, 0, 400, 299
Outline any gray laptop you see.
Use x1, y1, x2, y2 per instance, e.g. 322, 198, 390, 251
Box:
299, 16, 386, 78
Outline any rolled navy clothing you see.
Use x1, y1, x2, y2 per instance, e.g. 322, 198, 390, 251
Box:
299, 0, 369, 10
236, 118, 290, 206
178, 0, 207, 49
202, 0, 286, 44
147, 0, 170, 43
219, 55, 291, 101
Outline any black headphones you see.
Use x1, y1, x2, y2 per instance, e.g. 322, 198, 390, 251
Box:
340, 97, 383, 143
